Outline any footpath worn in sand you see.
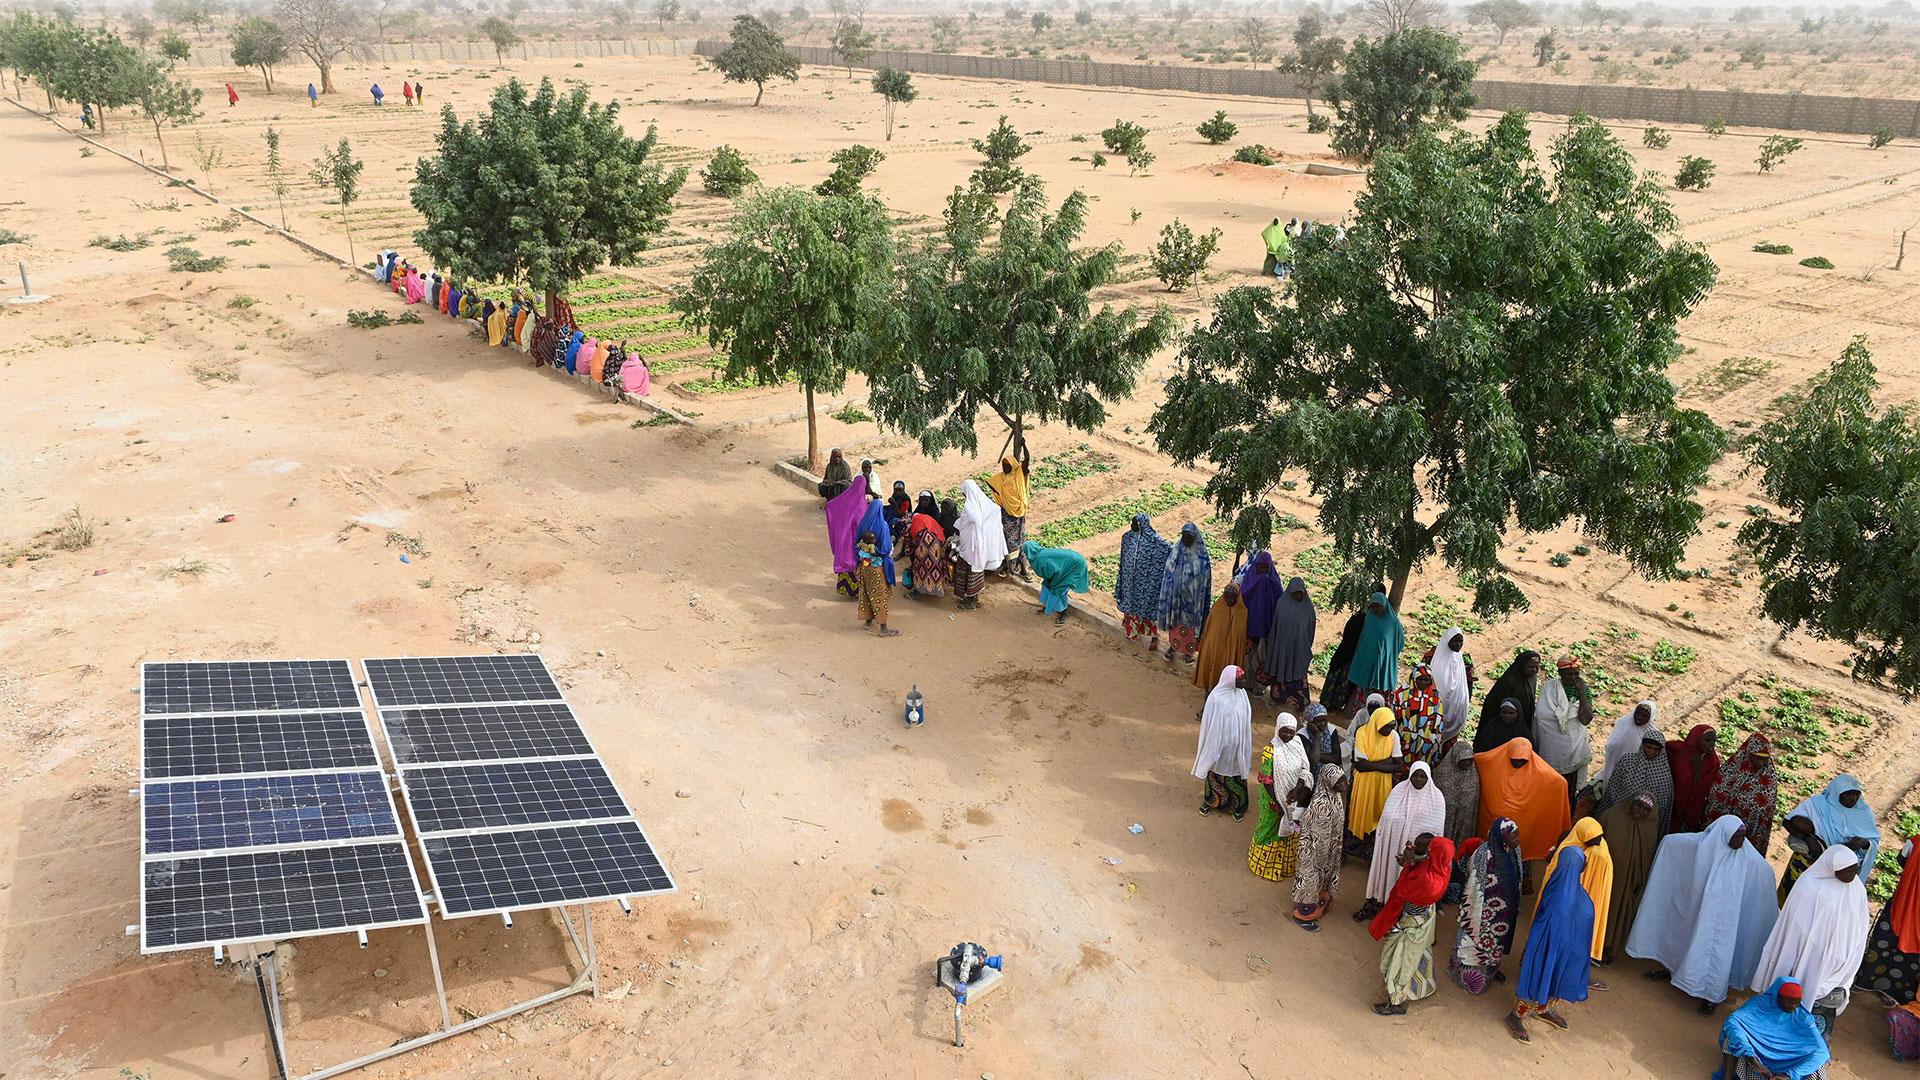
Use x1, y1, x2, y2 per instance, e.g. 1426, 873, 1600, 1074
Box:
0, 67, 1909, 1079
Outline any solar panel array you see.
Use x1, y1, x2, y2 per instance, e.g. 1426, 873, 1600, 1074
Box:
138, 661, 426, 954
366, 655, 674, 918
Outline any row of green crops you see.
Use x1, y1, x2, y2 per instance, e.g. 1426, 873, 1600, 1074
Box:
1032, 483, 1206, 548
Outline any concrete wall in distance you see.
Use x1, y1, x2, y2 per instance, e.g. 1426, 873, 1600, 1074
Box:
189, 37, 700, 70
695, 41, 1920, 138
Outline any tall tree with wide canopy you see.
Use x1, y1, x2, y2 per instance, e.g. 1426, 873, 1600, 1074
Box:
45, 25, 143, 133
865, 176, 1176, 458
410, 78, 686, 319
1328, 27, 1477, 161
1738, 336, 1920, 697
229, 15, 288, 91
672, 186, 895, 473
1149, 113, 1725, 615
276, 0, 359, 95
713, 14, 799, 106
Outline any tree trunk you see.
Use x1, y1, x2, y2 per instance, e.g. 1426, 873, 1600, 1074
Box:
753, 81, 764, 105
153, 119, 169, 169
1302, 92, 1315, 118
261, 65, 273, 92
319, 62, 335, 95
804, 382, 819, 473
97, 104, 107, 134
342, 204, 355, 265
1898, 227, 1911, 271
884, 100, 893, 140
276, 191, 287, 231
1387, 498, 1419, 610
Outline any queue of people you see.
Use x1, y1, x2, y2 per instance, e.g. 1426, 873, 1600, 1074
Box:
1181, 579, 1912, 1068
367, 250, 653, 400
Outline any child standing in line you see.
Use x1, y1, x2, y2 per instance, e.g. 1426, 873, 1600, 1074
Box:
856, 532, 900, 637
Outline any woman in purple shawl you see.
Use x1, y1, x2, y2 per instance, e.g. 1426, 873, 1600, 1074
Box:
1238, 551, 1283, 687
826, 476, 869, 598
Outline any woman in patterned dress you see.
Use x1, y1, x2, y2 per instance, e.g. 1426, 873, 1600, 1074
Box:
1451, 817, 1524, 994
1291, 764, 1348, 932
1706, 734, 1779, 853
1249, 712, 1313, 881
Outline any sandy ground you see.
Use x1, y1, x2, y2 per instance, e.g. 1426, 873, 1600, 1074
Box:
1, 55, 1916, 1080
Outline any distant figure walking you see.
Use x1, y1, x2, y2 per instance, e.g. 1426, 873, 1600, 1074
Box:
307, 83, 318, 107
414, 81, 425, 105
226, 83, 238, 107
370, 83, 385, 106
402, 80, 414, 106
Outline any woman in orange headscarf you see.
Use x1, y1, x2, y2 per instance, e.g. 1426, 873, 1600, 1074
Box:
1535, 816, 1614, 965
1476, 738, 1573, 864
1191, 582, 1249, 691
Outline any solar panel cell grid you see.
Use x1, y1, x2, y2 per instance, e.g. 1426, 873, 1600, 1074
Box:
402, 759, 629, 834
379, 703, 590, 765
363, 655, 561, 707
142, 660, 360, 714
424, 822, 674, 917
141, 842, 424, 952
142, 710, 379, 779
144, 772, 398, 854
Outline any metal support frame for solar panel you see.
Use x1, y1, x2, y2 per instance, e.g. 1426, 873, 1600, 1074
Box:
363, 654, 676, 922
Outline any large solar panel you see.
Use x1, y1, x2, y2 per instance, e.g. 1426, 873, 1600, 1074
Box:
363, 655, 561, 707
366, 654, 674, 919
137, 660, 426, 954
142, 660, 360, 714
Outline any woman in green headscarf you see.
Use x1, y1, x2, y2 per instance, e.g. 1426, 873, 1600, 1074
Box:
1022, 541, 1089, 627
1349, 591, 1406, 701
1261, 217, 1291, 278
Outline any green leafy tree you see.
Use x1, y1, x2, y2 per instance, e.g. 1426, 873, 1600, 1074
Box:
264, 125, 291, 228
1737, 336, 1920, 697
930, 16, 961, 51
128, 15, 156, 48
479, 16, 520, 65
1675, 155, 1715, 189
46, 25, 144, 134
714, 14, 799, 105
1464, 0, 1538, 46
870, 66, 915, 141
1030, 10, 1053, 31
831, 17, 874, 77
1232, 143, 1275, 164
1197, 109, 1237, 144
1757, 134, 1804, 172
1533, 28, 1556, 65
865, 176, 1177, 457
1870, 128, 1896, 150
311, 136, 364, 264
1642, 124, 1670, 148
159, 31, 190, 64
969, 114, 1030, 194
1149, 113, 1725, 614
673, 186, 895, 471
814, 144, 883, 197
132, 54, 201, 170
654, 0, 680, 29
1101, 118, 1147, 156
1328, 28, 1477, 161
1281, 12, 1346, 118
1703, 117, 1725, 137
229, 16, 288, 92
1150, 218, 1221, 291
0, 13, 66, 107
411, 78, 686, 314
702, 144, 758, 196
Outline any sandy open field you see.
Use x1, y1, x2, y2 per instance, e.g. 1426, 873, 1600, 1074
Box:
3, 50, 1918, 1079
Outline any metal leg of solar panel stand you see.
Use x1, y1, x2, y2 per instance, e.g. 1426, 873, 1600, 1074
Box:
256, 946, 292, 1080
419, 912, 454, 1030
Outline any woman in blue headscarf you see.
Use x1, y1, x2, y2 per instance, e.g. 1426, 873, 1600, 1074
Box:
1714, 978, 1830, 1080
1023, 541, 1089, 626
1783, 774, 1881, 891
564, 329, 586, 374
1114, 514, 1171, 652
857, 490, 896, 588
1348, 591, 1406, 700
1508, 844, 1595, 1042
1157, 523, 1212, 665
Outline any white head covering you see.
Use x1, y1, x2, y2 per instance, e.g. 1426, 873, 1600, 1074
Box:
1598, 701, 1659, 784
1428, 627, 1472, 739
1749, 845, 1871, 1001
1270, 712, 1312, 827
1351, 691, 1386, 731
1192, 666, 1253, 781
1624, 814, 1778, 1002
1364, 761, 1447, 902
955, 478, 1009, 571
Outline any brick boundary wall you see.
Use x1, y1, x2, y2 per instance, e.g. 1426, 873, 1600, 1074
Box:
695, 40, 1920, 138
186, 37, 701, 69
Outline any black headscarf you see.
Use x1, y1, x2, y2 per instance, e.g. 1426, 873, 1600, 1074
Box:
1260, 576, 1317, 684
914, 491, 939, 519
1473, 651, 1540, 753
937, 498, 960, 534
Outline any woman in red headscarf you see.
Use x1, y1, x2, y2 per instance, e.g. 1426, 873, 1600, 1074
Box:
1370, 833, 1457, 1015
1666, 724, 1721, 834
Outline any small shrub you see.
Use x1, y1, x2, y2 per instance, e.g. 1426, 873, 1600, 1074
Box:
1549, 552, 1572, 568
53, 507, 95, 551
1231, 144, 1275, 165
1869, 128, 1895, 150
1675, 156, 1716, 190
90, 233, 152, 252
1126, 147, 1155, 175
347, 308, 425, 328
1305, 113, 1330, 134
829, 401, 873, 423
1757, 135, 1803, 173
1150, 218, 1222, 291
165, 247, 228, 273
1703, 118, 1727, 137
1090, 150, 1107, 169
815, 145, 885, 198
1642, 126, 1671, 149
701, 145, 758, 197
1196, 109, 1237, 144
0, 228, 28, 245
1752, 241, 1793, 255
227, 295, 259, 309
1100, 118, 1148, 157
1798, 255, 1834, 269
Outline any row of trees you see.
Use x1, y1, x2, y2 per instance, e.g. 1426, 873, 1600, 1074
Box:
1, 13, 204, 167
